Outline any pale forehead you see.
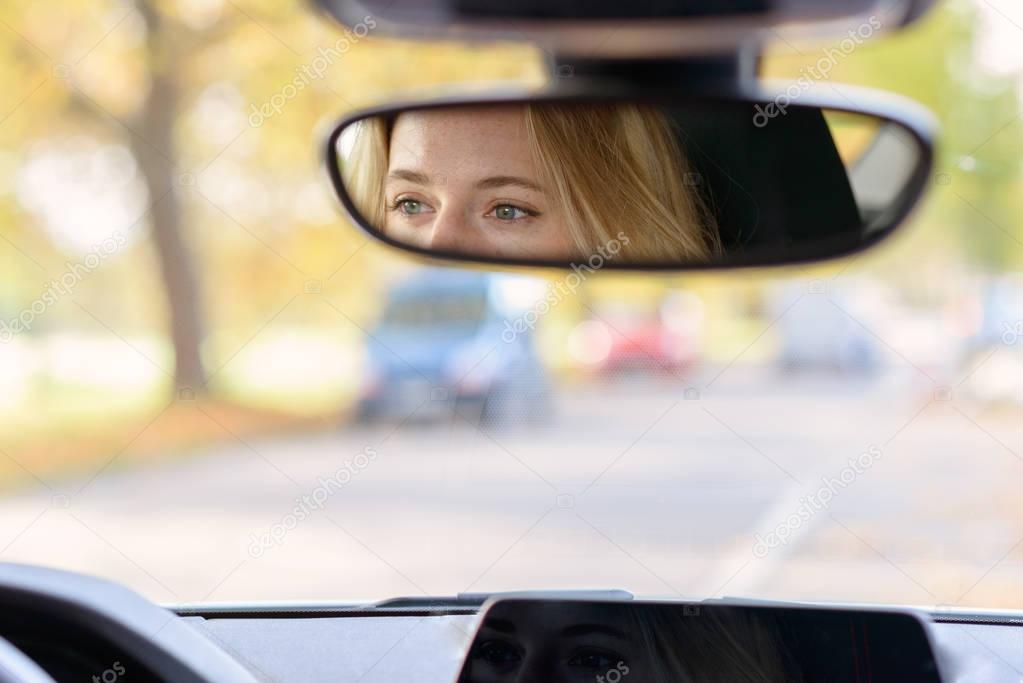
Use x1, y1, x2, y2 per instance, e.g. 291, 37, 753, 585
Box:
388, 106, 533, 175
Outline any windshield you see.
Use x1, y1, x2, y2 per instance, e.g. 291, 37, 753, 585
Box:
2, 0, 1022, 613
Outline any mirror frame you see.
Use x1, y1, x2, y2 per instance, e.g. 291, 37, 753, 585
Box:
313, 0, 937, 58
323, 82, 936, 272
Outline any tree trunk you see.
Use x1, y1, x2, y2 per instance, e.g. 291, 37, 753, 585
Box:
131, 0, 207, 392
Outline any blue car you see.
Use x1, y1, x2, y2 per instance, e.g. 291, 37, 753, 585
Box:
356, 269, 552, 428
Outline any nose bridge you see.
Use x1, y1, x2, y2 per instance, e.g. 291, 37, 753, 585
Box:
516, 649, 555, 683
427, 202, 467, 251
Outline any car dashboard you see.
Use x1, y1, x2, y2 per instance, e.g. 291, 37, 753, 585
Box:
179, 606, 1023, 682
1, 563, 1022, 683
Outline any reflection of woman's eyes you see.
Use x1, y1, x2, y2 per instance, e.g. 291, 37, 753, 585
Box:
566, 649, 624, 671
473, 639, 522, 667
487, 204, 537, 221
384, 196, 429, 214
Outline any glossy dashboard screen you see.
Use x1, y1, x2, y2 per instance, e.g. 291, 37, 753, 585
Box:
457, 599, 943, 682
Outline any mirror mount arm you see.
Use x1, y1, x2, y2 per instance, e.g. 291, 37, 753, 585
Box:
548, 47, 760, 90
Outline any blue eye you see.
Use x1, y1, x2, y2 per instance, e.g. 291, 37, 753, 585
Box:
396, 199, 426, 215
490, 204, 532, 220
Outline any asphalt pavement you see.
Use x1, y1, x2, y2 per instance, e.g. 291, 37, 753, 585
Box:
1, 365, 1021, 611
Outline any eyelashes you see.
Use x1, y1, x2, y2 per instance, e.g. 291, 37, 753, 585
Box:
386, 196, 541, 222
387, 197, 431, 216
486, 203, 540, 221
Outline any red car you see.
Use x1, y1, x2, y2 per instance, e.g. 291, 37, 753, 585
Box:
571, 293, 702, 376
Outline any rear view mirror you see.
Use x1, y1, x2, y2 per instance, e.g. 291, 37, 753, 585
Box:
326, 90, 934, 270
457, 598, 944, 682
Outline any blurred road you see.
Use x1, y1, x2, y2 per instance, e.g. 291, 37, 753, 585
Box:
1, 365, 1021, 610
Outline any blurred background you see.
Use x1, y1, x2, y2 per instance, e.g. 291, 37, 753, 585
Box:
1, 0, 1023, 610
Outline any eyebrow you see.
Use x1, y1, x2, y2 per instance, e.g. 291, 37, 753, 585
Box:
560, 623, 631, 641
482, 618, 517, 634
387, 169, 430, 185
475, 175, 543, 193
385, 170, 543, 194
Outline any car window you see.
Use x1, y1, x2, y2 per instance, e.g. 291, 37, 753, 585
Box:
1, 0, 1022, 615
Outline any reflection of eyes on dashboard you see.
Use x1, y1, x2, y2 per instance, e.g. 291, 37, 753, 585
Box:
472, 639, 521, 666
565, 648, 626, 671
456, 599, 945, 682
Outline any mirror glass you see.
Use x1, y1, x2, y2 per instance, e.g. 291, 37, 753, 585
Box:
457, 599, 942, 682
330, 100, 928, 269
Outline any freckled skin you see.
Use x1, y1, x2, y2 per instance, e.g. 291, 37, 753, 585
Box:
383, 107, 575, 261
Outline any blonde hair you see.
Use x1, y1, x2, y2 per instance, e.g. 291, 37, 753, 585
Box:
341, 104, 720, 262
628, 606, 793, 682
